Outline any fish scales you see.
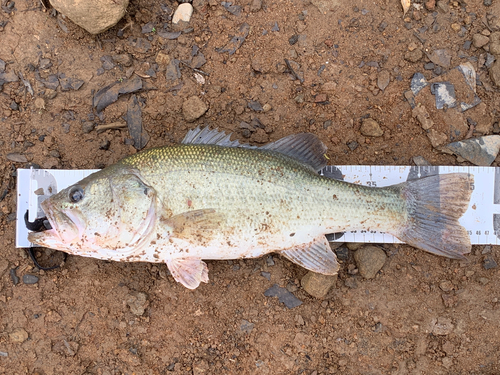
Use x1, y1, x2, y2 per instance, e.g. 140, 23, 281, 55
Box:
121, 144, 406, 248
28, 127, 473, 289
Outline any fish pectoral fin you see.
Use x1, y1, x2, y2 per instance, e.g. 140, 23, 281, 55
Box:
164, 209, 224, 243
280, 236, 339, 275
166, 258, 209, 289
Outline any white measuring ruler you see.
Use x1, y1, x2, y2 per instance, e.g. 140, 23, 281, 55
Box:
15, 166, 500, 248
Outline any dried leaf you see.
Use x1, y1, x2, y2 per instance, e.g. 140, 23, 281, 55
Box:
401, 0, 410, 15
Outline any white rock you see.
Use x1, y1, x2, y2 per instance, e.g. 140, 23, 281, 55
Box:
172, 3, 193, 24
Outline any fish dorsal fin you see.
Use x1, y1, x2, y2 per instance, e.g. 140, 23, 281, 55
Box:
280, 236, 339, 275
261, 133, 328, 171
165, 258, 209, 289
182, 126, 256, 148
183, 126, 328, 171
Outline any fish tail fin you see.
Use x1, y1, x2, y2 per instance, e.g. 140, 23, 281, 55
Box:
397, 173, 473, 259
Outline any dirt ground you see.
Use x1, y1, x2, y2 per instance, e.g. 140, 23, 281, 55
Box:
1, 0, 500, 373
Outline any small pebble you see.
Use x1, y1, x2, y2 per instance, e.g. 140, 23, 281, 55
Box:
377, 70, 390, 91
261, 271, 271, 280
439, 280, 454, 292
6, 153, 28, 163
347, 141, 359, 151
23, 274, 39, 284
360, 118, 383, 137
354, 245, 386, 279
10, 268, 19, 285
172, 3, 193, 24
334, 246, 349, 261
266, 255, 275, 266
9, 328, 28, 343
301, 271, 337, 299
289, 35, 299, 45
81, 121, 94, 134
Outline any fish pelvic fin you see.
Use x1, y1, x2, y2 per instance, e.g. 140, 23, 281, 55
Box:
166, 258, 209, 289
398, 173, 473, 259
280, 236, 339, 275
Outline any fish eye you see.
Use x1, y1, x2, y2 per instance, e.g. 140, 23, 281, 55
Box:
69, 185, 84, 203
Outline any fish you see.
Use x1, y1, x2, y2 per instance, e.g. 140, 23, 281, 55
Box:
28, 127, 474, 289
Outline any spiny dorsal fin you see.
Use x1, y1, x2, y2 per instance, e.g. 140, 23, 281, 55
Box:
182, 126, 256, 148
182, 126, 328, 171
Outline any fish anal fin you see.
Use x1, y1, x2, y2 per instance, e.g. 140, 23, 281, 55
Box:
280, 236, 339, 275
166, 258, 209, 289
164, 209, 225, 244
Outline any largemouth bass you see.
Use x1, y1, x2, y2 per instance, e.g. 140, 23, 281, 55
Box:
28, 127, 473, 289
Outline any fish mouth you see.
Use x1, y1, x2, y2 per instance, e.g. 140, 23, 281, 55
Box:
37, 199, 83, 244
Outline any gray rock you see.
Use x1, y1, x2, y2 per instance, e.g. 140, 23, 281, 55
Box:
484, 254, 498, 269
261, 271, 271, 280
490, 59, 500, 87
444, 135, 500, 166
23, 274, 39, 284
473, 34, 490, 48
334, 246, 349, 261
360, 118, 383, 137
166, 59, 181, 81
354, 245, 387, 279
0, 70, 19, 83
81, 121, 94, 134
410, 72, 428, 95
49, 0, 128, 34
428, 49, 452, 68
301, 271, 337, 299
264, 284, 302, 308
10, 269, 19, 285
126, 95, 149, 150
182, 96, 208, 122
377, 70, 390, 90
6, 153, 27, 163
